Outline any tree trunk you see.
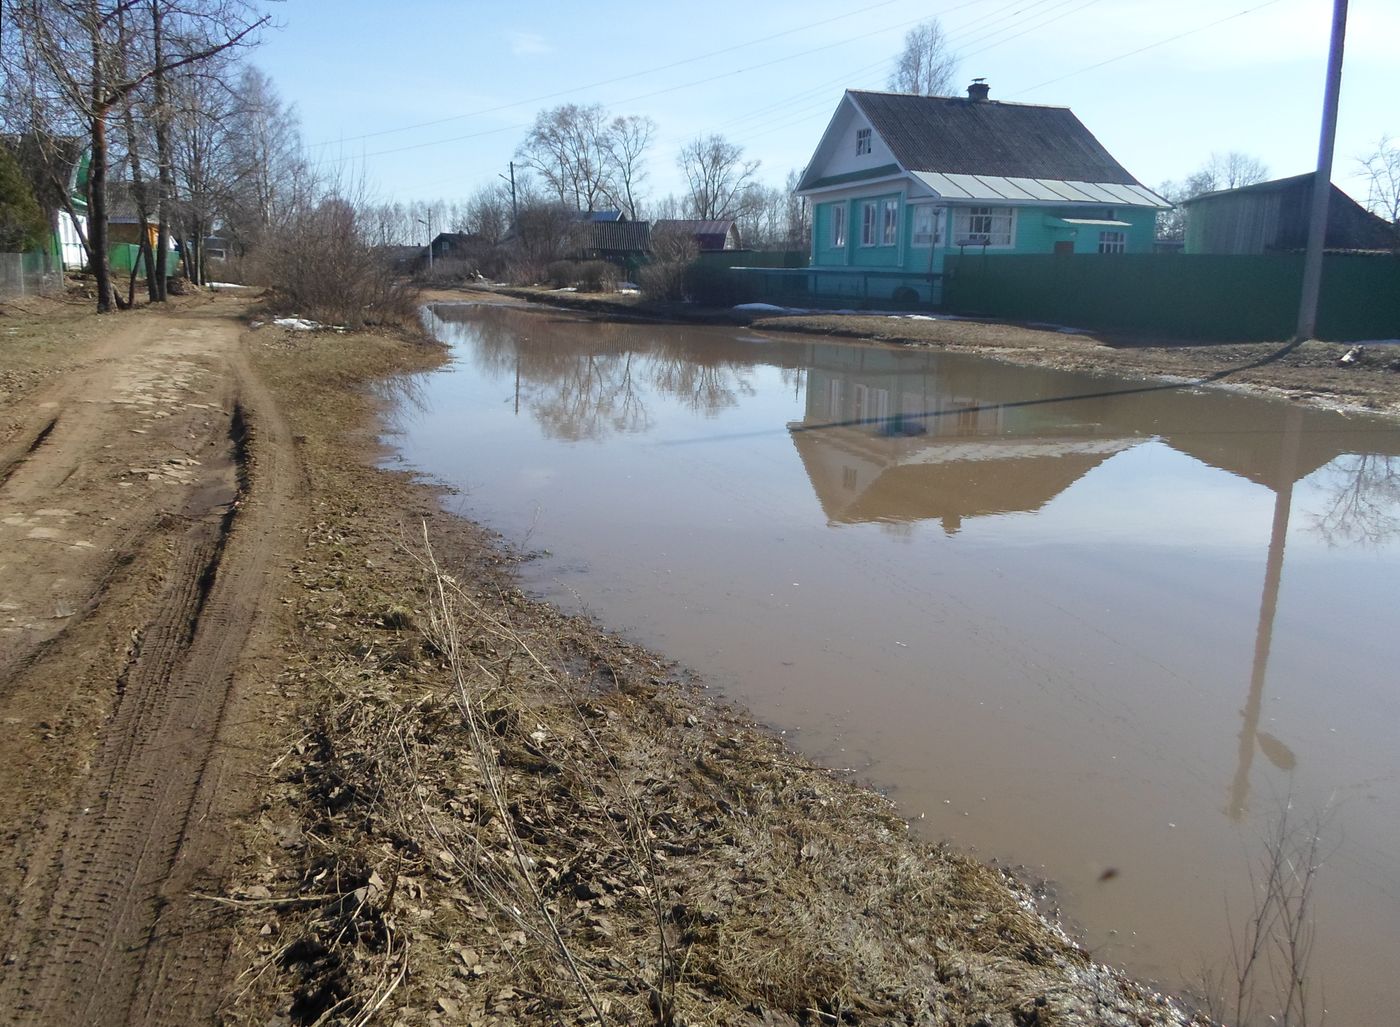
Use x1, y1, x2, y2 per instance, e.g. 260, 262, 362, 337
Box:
90, 113, 115, 313
152, 0, 172, 301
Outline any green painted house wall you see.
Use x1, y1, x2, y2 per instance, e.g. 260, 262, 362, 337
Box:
810, 194, 1158, 301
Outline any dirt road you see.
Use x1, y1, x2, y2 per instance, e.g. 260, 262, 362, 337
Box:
0, 296, 296, 1025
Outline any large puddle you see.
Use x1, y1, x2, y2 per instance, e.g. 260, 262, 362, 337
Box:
395, 302, 1400, 1022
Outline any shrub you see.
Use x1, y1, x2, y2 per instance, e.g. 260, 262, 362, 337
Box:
545, 260, 576, 288
574, 260, 620, 293
255, 197, 421, 329
637, 259, 687, 301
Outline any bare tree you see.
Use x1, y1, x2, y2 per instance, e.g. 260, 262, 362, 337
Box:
458, 182, 513, 244
677, 134, 760, 221
222, 66, 310, 251
887, 19, 958, 96
783, 168, 810, 251
1357, 135, 1400, 222
599, 113, 654, 220
167, 55, 237, 283
1156, 152, 1269, 239
0, 0, 268, 311
516, 103, 613, 212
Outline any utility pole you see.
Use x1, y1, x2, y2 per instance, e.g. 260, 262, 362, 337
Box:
418, 210, 434, 273
1295, 0, 1348, 342
500, 162, 519, 225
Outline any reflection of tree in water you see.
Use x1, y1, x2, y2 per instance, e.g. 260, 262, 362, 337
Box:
371, 370, 436, 433
1309, 455, 1400, 546
435, 306, 768, 439
645, 352, 754, 418
530, 350, 652, 441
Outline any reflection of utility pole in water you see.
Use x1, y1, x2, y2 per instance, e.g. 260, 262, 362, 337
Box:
1229, 406, 1304, 820
515, 353, 521, 415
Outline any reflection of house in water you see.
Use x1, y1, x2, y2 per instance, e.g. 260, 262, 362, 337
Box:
789, 339, 1400, 820
789, 343, 1140, 533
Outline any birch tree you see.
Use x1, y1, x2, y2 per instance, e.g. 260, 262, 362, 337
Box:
888, 20, 958, 97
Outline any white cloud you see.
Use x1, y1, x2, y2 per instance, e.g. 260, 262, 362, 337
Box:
507, 31, 552, 56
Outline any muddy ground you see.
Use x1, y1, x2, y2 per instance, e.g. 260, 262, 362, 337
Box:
475, 284, 1400, 418
0, 286, 1210, 1027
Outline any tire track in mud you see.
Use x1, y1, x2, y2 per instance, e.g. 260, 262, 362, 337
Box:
0, 403, 243, 1025
0, 414, 59, 490
0, 324, 298, 1027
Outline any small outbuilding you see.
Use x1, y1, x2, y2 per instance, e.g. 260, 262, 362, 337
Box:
1182, 173, 1398, 254
652, 219, 741, 251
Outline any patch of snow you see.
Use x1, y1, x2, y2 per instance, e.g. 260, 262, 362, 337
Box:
272, 317, 322, 331
734, 302, 810, 314
207, 282, 247, 289
617, 287, 640, 295
548, 286, 577, 293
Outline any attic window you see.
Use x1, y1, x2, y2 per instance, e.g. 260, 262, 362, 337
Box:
856, 128, 872, 156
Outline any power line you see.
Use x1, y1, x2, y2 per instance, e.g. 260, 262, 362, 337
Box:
1012, 0, 1289, 95
308, 0, 905, 149
309, 4, 963, 169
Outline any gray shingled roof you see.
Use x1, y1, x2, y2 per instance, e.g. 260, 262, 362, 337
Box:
848, 90, 1141, 185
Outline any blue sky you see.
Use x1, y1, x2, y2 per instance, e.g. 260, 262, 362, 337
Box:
251, 0, 1399, 213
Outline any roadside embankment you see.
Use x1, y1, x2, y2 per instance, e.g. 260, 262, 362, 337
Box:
227, 313, 1203, 1026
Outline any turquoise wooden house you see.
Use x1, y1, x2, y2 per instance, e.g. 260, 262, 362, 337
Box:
791, 82, 1169, 304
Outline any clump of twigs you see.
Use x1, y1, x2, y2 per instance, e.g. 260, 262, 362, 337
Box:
1193, 801, 1329, 1027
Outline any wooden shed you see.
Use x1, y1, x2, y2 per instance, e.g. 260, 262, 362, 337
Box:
1182, 173, 1398, 254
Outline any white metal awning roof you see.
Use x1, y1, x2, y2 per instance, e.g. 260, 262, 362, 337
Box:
1054, 217, 1133, 226
910, 172, 1169, 208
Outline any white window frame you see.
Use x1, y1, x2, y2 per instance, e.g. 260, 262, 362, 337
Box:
953, 206, 1015, 247
860, 201, 877, 246
856, 127, 871, 156
911, 205, 937, 247
830, 203, 846, 248
1098, 230, 1127, 254
881, 199, 898, 246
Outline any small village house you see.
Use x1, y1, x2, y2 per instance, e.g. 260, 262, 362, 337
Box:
1181, 172, 1399, 254
652, 218, 741, 251
791, 82, 1169, 303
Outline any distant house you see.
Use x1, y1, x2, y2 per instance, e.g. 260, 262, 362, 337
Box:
429, 232, 489, 262
1, 134, 90, 269
1181, 173, 1399, 254
573, 220, 650, 271
653, 219, 741, 251
792, 82, 1169, 302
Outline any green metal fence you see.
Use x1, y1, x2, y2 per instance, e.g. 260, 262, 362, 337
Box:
109, 243, 180, 278
696, 250, 807, 269
942, 252, 1400, 342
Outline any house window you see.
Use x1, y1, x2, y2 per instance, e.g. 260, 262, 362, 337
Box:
912, 205, 937, 246
912, 205, 935, 246
831, 204, 846, 248
1098, 230, 1126, 254
856, 128, 871, 155
881, 199, 898, 245
861, 202, 877, 246
953, 206, 1014, 247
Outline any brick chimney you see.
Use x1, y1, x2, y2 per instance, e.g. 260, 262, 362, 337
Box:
967, 78, 990, 102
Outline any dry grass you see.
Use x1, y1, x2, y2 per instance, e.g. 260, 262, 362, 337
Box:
225, 323, 1207, 1027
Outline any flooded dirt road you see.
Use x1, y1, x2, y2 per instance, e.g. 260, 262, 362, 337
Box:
399, 302, 1400, 1023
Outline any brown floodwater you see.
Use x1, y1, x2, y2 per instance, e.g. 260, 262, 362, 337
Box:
396, 302, 1400, 1023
